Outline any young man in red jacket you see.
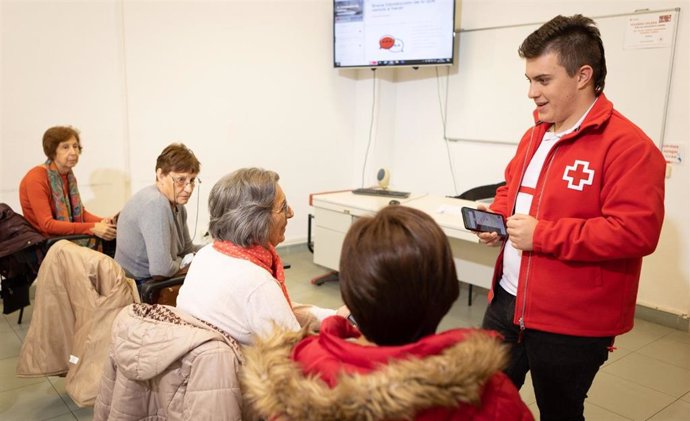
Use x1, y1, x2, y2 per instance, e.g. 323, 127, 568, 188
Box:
476, 14, 666, 421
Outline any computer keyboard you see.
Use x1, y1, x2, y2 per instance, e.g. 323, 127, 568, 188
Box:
352, 188, 410, 198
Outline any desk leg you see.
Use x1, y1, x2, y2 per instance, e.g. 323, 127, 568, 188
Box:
311, 271, 339, 286
468, 284, 473, 306
307, 214, 314, 253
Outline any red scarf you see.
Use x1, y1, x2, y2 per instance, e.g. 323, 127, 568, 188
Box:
213, 240, 292, 307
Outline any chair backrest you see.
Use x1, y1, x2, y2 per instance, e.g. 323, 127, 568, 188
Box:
138, 276, 186, 305
457, 182, 506, 201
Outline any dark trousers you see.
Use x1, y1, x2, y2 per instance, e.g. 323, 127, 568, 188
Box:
482, 285, 612, 421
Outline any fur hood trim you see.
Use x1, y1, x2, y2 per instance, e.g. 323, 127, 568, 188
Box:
241, 327, 508, 421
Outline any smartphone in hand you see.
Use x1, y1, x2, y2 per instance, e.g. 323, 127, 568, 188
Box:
461, 207, 507, 239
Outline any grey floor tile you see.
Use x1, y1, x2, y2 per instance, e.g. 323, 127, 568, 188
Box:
42, 413, 77, 421
0, 316, 14, 334
0, 330, 22, 360
6, 305, 34, 327
72, 406, 94, 421
603, 346, 635, 367
664, 330, 690, 345
682, 392, 690, 403
439, 284, 489, 330
3, 311, 25, 329
519, 373, 536, 405
0, 381, 71, 421
602, 353, 690, 398
615, 319, 674, 351
47, 377, 79, 413
647, 399, 690, 421
584, 402, 632, 421
290, 284, 344, 311
587, 371, 677, 420
0, 357, 45, 393
526, 402, 539, 420
11, 323, 31, 342
637, 335, 690, 370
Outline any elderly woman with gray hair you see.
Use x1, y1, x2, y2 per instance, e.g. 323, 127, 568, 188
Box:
176, 168, 334, 344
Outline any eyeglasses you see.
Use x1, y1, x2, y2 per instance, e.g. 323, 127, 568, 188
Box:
170, 175, 200, 188
273, 200, 292, 217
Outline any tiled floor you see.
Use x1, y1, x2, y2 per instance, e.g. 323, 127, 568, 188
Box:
1, 246, 689, 420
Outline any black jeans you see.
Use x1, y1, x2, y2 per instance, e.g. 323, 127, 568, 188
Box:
482, 285, 612, 421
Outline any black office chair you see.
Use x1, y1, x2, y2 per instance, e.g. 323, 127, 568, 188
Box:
455, 181, 506, 201
452, 182, 505, 306
138, 275, 186, 305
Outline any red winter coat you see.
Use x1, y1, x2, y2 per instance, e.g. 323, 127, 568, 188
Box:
241, 316, 534, 421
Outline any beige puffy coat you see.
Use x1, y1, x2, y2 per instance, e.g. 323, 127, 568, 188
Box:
94, 303, 248, 421
16, 240, 139, 407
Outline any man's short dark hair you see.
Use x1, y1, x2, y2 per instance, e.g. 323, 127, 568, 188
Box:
519, 14, 607, 95
339, 205, 459, 346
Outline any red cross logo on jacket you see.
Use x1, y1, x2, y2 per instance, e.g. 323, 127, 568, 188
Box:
562, 160, 595, 191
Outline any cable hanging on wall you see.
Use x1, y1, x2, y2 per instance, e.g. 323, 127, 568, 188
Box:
360, 68, 377, 188
436, 66, 458, 196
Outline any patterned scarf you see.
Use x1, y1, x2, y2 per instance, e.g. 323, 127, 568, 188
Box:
213, 240, 292, 308
43, 159, 84, 222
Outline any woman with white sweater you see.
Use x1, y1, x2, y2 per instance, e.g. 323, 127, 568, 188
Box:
176, 167, 332, 344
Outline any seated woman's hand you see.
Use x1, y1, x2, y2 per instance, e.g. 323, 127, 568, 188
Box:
336, 305, 351, 318
91, 221, 117, 241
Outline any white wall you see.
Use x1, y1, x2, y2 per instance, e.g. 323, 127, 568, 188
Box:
1, 1, 129, 216
353, 0, 690, 319
1, 0, 688, 319
1, 0, 359, 244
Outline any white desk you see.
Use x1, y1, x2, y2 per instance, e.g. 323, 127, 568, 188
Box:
310, 191, 499, 294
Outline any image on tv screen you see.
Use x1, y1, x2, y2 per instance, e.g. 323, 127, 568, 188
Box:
334, 0, 455, 68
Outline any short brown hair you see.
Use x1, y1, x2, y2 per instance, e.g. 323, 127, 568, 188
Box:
155, 143, 201, 176
339, 205, 459, 346
519, 14, 607, 95
42, 126, 81, 160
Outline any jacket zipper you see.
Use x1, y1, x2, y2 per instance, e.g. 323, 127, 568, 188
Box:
517, 141, 561, 341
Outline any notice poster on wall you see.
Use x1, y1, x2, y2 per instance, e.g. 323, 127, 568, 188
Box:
624, 11, 676, 49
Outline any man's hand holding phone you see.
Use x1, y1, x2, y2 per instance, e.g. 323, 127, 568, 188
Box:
472, 204, 504, 247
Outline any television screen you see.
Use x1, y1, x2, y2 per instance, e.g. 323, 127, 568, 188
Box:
333, 0, 456, 68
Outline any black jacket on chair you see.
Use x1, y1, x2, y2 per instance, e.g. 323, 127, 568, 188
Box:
0, 203, 46, 314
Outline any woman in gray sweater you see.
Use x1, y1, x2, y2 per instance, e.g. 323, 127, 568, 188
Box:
115, 143, 202, 281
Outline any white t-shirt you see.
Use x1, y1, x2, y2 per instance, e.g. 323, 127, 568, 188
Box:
176, 244, 300, 345
500, 101, 597, 295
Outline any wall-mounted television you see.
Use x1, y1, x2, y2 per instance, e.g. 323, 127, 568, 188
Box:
333, 0, 456, 68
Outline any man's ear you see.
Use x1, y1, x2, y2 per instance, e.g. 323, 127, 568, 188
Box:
155, 168, 163, 182
577, 65, 594, 89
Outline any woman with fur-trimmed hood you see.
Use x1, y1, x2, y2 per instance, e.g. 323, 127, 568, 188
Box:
242, 205, 533, 421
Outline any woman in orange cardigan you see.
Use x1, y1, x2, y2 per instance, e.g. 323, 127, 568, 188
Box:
19, 126, 116, 240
